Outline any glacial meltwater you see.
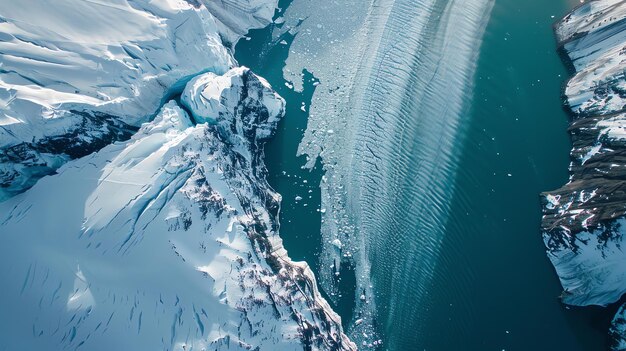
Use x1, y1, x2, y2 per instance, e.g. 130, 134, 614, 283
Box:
236, 0, 618, 350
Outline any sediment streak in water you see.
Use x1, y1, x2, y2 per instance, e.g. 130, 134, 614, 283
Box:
276, 0, 494, 347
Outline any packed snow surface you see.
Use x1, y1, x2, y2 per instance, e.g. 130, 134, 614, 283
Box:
0, 0, 276, 199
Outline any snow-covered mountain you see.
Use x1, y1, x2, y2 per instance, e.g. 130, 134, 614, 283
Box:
0, 0, 273, 200
542, 0, 626, 348
0, 1, 354, 350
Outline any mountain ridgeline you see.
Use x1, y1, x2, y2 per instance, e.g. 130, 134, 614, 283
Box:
541, 0, 626, 348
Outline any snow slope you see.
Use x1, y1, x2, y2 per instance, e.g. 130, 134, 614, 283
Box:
0, 1, 355, 349
0, 0, 275, 199
0, 68, 355, 350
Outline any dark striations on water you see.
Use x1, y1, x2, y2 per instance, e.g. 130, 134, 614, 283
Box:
541, 1, 626, 349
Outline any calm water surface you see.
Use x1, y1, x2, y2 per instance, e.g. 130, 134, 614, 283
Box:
417, 0, 617, 350
236, 0, 618, 349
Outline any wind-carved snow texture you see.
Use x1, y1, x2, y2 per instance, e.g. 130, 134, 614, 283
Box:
271, 0, 494, 347
541, 1, 626, 349
0, 68, 356, 351
0, 0, 276, 200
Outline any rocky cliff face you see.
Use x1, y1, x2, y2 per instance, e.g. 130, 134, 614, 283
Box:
0, 66, 355, 351
542, 0, 626, 348
0, 1, 354, 350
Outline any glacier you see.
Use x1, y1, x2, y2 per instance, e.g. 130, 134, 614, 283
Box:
542, 0, 626, 349
0, 67, 354, 351
0, 0, 274, 200
0, 0, 355, 350
271, 0, 494, 347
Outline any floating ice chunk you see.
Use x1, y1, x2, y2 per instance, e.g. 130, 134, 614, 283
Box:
331, 239, 343, 249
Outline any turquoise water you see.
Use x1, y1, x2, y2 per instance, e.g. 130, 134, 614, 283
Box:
414, 0, 618, 349
236, 0, 618, 349
235, 0, 359, 321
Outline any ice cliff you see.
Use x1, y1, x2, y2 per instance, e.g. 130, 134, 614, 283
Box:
542, 0, 626, 348
0, 1, 354, 350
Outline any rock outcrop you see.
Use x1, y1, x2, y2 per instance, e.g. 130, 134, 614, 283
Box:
542, 1, 626, 348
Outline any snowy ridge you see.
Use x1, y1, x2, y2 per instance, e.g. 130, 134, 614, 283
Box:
555, 0, 626, 116
274, 0, 494, 347
180, 67, 283, 142
0, 0, 276, 200
543, 0, 626, 306
543, 1, 626, 348
203, 0, 278, 45
555, 0, 626, 44
0, 68, 355, 350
